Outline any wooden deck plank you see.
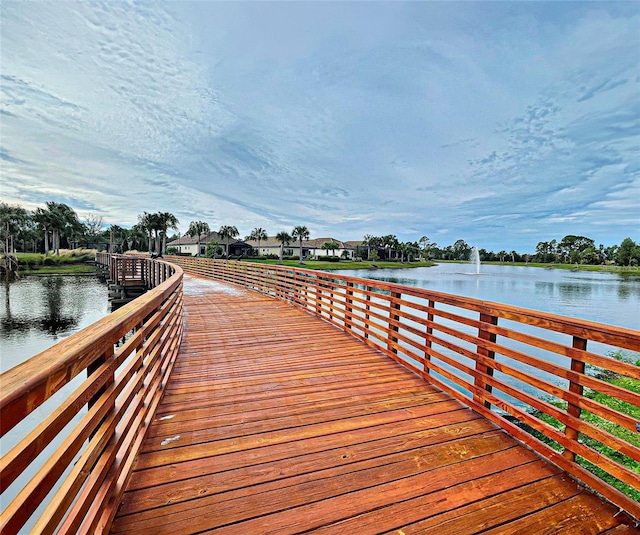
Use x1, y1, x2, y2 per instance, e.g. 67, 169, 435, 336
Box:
111, 276, 637, 535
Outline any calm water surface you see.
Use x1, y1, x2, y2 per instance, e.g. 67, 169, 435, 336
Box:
334, 263, 640, 331
0, 275, 109, 528
0, 274, 109, 371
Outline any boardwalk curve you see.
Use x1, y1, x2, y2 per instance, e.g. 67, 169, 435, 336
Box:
111, 276, 635, 534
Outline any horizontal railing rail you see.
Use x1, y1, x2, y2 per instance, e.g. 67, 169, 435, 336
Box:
169, 256, 640, 520
0, 254, 183, 534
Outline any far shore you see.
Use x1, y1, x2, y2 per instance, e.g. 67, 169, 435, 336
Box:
5, 252, 638, 276
240, 258, 639, 274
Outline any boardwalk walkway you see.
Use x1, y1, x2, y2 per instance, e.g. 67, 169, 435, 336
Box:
111, 276, 635, 534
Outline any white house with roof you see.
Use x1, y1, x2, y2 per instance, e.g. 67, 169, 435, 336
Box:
304, 238, 356, 259
243, 236, 294, 257
167, 232, 251, 257
244, 236, 357, 259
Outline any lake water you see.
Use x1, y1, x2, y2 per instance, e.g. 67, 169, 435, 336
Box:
334, 263, 640, 331
0, 274, 110, 372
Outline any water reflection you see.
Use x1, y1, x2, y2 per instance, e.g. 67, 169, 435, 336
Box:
0, 275, 109, 371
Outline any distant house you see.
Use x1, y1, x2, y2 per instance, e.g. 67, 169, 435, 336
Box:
245, 236, 357, 259
167, 232, 251, 257
305, 238, 356, 259
244, 236, 294, 258
345, 240, 365, 258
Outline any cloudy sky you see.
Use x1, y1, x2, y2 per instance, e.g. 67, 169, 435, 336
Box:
1, 1, 638, 251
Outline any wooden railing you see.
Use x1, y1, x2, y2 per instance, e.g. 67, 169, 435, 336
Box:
169, 256, 640, 520
96, 252, 175, 289
0, 255, 183, 534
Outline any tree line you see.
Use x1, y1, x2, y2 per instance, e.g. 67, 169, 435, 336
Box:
1, 202, 638, 267
0, 202, 181, 256
426, 235, 639, 267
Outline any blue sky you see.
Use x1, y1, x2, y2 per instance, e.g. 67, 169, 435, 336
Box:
1, 1, 638, 252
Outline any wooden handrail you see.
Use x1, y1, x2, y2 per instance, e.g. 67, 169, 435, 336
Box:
0, 254, 183, 534
168, 256, 640, 520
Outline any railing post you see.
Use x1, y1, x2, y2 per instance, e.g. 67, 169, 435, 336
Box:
328, 280, 334, 321
424, 299, 435, 374
345, 282, 354, 330
364, 291, 371, 339
293, 271, 299, 305
315, 278, 322, 316
388, 291, 401, 354
474, 312, 498, 409
563, 336, 587, 462
274, 268, 279, 298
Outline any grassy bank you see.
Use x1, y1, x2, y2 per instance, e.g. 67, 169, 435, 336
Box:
4, 250, 99, 275
240, 258, 434, 270
526, 352, 639, 501
19, 264, 99, 275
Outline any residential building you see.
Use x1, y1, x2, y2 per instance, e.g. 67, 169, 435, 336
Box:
167, 232, 251, 257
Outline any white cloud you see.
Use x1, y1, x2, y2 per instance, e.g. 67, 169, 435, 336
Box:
1, 1, 638, 250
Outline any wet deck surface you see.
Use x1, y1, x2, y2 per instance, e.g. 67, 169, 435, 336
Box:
111, 275, 636, 534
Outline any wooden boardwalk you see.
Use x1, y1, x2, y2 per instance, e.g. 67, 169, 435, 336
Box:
111, 276, 636, 535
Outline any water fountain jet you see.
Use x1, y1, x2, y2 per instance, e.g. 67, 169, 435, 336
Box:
470, 246, 481, 275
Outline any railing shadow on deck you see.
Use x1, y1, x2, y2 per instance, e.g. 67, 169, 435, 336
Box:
0, 254, 183, 534
168, 255, 640, 523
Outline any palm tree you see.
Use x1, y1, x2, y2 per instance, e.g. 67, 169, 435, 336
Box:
39, 202, 80, 255
157, 212, 179, 255
0, 203, 30, 254
127, 225, 148, 252
275, 231, 291, 265
249, 227, 268, 257
322, 241, 339, 257
34, 208, 54, 255
419, 235, 432, 260
382, 234, 399, 261
292, 225, 309, 264
148, 212, 165, 254
187, 221, 210, 256
218, 225, 239, 258
362, 234, 374, 261
137, 212, 154, 253
108, 225, 128, 253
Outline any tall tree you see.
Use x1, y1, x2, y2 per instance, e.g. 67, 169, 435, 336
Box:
33, 208, 53, 256
147, 212, 164, 254
452, 239, 471, 261
275, 231, 291, 265
137, 212, 155, 253
616, 237, 638, 266
418, 235, 435, 260
292, 225, 309, 264
39, 202, 80, 255
249, 227, 268, 256
321, 241, 339, 257
0, 202, 30, 254
109, 225, 128, 253
362, 234, 374, 261
559, 235, 595, 263
83, 214, 104, 239
157, 212, 179, 255
127, 225, 147, 252
187, 221, 210, 256
218, 225, 239, 257
382, 234, 399, 260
